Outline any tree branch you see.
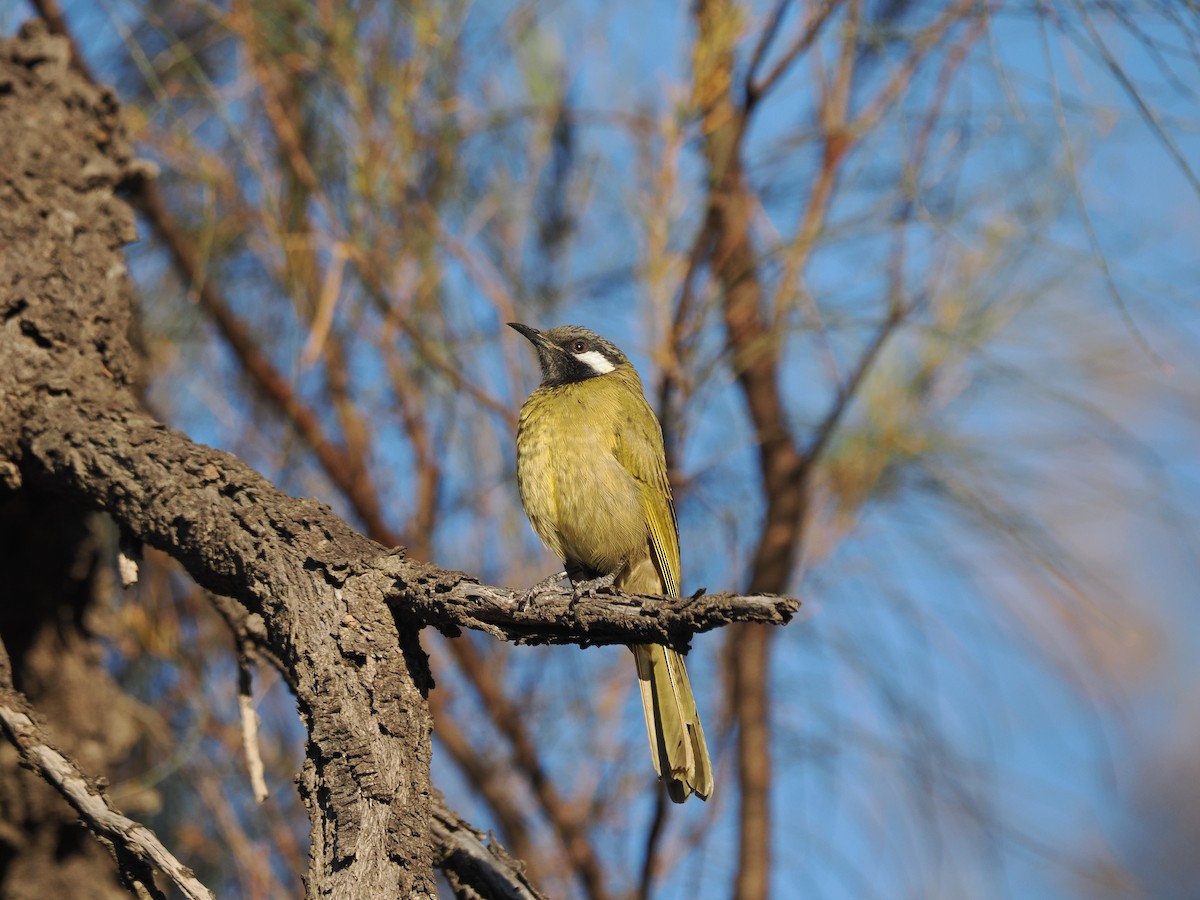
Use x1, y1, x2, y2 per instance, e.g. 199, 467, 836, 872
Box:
388, 564, 798, 647
0, 27, 438, 895
431, 797, 546, 900
212, 592, 549, 895
0, 642, 213, 900
11, 394, 794, 650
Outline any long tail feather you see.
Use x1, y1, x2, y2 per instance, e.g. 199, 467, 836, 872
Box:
633, 644, 713, 802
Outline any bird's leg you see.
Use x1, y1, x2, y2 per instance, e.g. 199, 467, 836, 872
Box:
530, 570, 569, 593
517, 570, 568, 611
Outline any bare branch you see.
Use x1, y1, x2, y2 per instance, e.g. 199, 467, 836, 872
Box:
747, 0, 842, 107
431, 796, 547, 900
390, 563, 798, 647
0, 644, 213, 900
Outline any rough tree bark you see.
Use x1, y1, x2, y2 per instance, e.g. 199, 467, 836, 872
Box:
0, 22, 796, 897
0, 22, 438, 897
0, 24, 153, 900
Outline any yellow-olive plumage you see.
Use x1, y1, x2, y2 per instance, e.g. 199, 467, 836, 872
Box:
509, 322, 713, 803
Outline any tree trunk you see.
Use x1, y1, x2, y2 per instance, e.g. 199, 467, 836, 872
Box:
0, 22, 150, 899
0, 22, 437, 896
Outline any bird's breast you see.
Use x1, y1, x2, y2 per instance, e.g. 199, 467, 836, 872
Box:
517, 386, 646, 576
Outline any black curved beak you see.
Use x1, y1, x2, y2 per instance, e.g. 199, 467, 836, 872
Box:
507, 322, 541, 345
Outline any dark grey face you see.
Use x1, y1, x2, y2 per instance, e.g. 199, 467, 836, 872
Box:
508, 323, 629, 387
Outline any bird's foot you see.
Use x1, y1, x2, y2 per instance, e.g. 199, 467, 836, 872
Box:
518, 571, 568, 611
568, 571, 617, 616
571, 570, 617, 597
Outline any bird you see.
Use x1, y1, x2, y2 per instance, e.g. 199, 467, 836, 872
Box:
508, 322, 712, 803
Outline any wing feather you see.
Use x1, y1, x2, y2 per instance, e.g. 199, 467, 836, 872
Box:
612, 377, 681, 598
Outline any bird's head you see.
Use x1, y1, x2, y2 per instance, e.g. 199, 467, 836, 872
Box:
508, 323, 630, 387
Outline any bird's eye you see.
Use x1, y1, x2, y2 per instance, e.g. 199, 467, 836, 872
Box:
572, 340, 587, 352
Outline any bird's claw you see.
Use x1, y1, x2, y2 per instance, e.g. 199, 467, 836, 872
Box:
517, 571, 568, 611
571, 571, 617, 598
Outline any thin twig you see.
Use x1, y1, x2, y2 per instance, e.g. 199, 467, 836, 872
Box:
746, 0, 793, 90
236, 657, 270, 804
0, 646, 213, 900
1040, 3, 1169, 370
747, 0, 843, 107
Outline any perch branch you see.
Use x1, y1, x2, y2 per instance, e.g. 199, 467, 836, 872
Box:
388, 565, 799, 648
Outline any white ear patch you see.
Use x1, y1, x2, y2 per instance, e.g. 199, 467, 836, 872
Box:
574, 350, 616, 374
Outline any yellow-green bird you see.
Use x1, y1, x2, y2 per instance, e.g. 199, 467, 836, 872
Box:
509, 322, 712, 803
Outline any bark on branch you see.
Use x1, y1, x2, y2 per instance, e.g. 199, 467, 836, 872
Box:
386, 564, 798, 648
431, 798, 546, 900
11, 393, 795, 652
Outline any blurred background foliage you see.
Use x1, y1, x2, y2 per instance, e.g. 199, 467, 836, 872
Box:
5, 0, 1199, 896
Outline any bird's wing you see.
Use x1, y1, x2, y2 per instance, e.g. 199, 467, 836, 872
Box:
613, 387, 681, 598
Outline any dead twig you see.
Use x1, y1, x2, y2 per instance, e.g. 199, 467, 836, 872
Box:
0, 642, 214, 900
